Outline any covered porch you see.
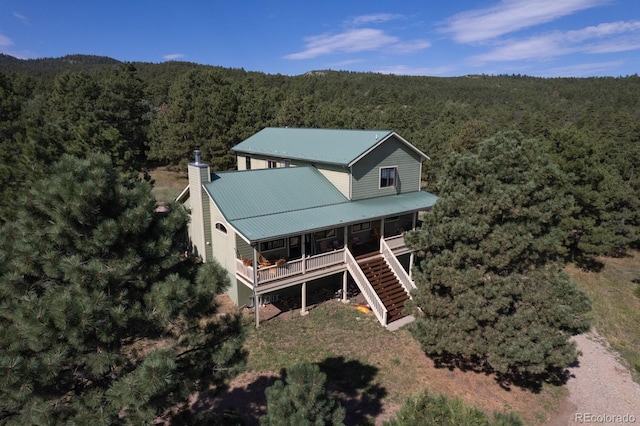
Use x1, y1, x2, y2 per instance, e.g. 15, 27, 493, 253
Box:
236, 229, 417, 327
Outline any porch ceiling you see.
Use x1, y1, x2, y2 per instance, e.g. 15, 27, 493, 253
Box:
230, 190, 438, 242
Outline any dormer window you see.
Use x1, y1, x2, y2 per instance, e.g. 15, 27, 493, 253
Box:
245, 156, 251, 170
267, 159, 277, 168
380, 167, 397, 188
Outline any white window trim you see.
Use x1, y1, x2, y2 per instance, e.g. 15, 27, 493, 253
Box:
259, 238, 286, 252
350, 221, 371, 233
215, 222, 228, 235
379, 166, 398, 189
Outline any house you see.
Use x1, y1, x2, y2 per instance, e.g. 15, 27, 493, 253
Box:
178, 127, 437, 328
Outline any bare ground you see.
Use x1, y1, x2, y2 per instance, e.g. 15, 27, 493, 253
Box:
549, 330, 640, 425
198, 298, 566, 425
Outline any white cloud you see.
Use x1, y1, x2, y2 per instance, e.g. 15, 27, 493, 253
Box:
284, 29, 399, 60
470, 20, 640, 63
13, 12, 28, 24
284, 28, 430, 60
0, 34, 14, 47
349, 14, 404, 26
163, 53, 185, 61
375, 64, 453, 76
442, 0, 607, 43
393, 39, 432, 53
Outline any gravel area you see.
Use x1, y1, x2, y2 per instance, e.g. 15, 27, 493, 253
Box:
550, 330, 640, 425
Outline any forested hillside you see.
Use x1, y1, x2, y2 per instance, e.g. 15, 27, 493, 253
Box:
1, 54, 638, 260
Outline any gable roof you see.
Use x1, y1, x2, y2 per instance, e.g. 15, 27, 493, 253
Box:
231, 127, 429, 167
203, 166, 437, 242
204, 166, 348, 221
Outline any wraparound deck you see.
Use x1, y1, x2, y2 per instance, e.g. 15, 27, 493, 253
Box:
235, 234, 411, 293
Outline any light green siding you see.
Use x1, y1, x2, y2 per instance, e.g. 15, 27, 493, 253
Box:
208, 199, 232, 270
237, 155, 248, 170
351, 136, 422, 200
187, 163, 212, 261
207, 200, 239, 304
236, 236, 253, 260
238, 155, 292, 170
316, 165, 350, 198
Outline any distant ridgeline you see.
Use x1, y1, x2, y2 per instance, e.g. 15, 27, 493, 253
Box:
1, 53, 638, 259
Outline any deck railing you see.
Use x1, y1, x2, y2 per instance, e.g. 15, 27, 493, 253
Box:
384, 234, 407, 251
236, 248, 346, 285
380, 238, 416, 293
345, 250, 387, 326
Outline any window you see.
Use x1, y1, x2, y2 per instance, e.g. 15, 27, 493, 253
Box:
259, 239, 285, 252
380, 167, 397, 188
267, 159, 277, 168
284, 159, 291, 168
350, 222, 371, 233
215, 222, 228, 234
245, 156, 251, 170
314, 228, 336, 240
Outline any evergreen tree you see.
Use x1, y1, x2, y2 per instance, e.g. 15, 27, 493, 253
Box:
95, 63, 151, 174
383, 390, 523, 426
261, 363, 345, 426
0, 154, 246, 424
0, 72, 27, 221
544, 130, 639, 265
147, 69, 238, 171
405, 132, 592, 383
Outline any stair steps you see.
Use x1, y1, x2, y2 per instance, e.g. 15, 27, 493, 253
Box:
357, 254, 410, 324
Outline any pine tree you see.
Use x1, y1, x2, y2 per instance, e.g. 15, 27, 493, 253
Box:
261, 363, 345, 426
0, 154, 246, 423
383, 390, 523, 426
405, 132, 592, 383
543, 129, 640, 265
147, 69, 238, 171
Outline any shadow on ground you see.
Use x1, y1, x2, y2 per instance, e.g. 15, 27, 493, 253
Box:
195, 357, 386, 425
318, 356, 387, 425
429, 352, 573, 393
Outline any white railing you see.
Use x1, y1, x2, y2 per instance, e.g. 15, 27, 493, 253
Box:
380, 238, 416, 293
345, 249, 387, 326
236, 248, 346, 285
384, 234, 407, 251
236, 260, 253, 282
257, 258, 303, 283
306, 249, 344, 272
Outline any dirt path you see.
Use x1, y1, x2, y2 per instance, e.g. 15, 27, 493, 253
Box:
550, 330, 640, 425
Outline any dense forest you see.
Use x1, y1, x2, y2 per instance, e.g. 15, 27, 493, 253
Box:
1, 53, 639, 422
1, 53, 638, 258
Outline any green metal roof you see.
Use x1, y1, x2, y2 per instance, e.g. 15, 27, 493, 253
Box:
203, 166, 438, 242
203, 166, 348, 221
231, 127, 400, 166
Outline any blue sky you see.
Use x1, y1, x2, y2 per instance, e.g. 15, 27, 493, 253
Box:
1, 0, 639, 77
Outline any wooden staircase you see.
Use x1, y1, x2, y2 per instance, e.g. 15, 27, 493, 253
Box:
356, 254, 410, 324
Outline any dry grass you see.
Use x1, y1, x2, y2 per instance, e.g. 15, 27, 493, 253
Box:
228, 300, 563, 425
153, 168, 638, 423
565, 251, 640, 383
148, 166, 188, 204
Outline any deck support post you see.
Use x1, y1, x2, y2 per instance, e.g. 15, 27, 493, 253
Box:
342, 271, 349, 303
409, 212, 417, 280
301, 234, 307, 274
409, 252, 415, 280
300, 282, 309, 316
252, 244, 260, 327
